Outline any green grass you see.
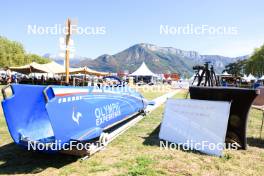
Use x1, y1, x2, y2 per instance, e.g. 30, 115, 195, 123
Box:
141, 91, 168, 101
137, 85, 173, 100
0, 89, 264, 175
127, 156, 157, 176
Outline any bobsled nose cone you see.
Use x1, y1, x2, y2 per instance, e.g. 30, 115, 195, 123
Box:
147, 101, 155, 106
142, 98, 155, 106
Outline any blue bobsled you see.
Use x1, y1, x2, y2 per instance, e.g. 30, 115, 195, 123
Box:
1, 83, 147, 152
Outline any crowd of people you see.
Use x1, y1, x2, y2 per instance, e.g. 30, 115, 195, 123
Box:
0, 74, 63, 85
0, 69, 71, 85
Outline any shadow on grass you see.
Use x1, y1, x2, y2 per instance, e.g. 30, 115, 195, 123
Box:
0, 143, 79, 175
247, 137, 264, 149
142, 125, 161, 147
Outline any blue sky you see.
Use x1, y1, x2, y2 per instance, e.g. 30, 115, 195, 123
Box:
1, 0, 264, 58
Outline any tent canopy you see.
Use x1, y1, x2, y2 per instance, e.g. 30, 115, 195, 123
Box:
242, 74, 248, 80
129, 62, 157, 77
242, 74, 257, 82
247, 74, 256, 81
9, 62, 108, 76
9, 62, 44, 74
66, 67, 109, 76
9, 61, 65, 74
259, 75, 264, 80
222, 71, 231, 76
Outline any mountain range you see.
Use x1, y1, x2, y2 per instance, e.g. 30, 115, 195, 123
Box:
44, 43, 249, 76
42, 53, 90, 66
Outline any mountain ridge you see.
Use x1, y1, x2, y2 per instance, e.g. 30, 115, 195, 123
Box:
46, 43, 249, 76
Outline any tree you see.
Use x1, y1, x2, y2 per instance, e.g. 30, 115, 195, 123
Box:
25, 54, 50, 64
224, 44, 264, 77
0, 36, 50, 68
245, 45, 264, 77
223, 60, 246, 76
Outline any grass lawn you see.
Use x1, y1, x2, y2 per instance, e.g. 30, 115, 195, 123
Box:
0, 87, 263, 175
135, 85, 174, 101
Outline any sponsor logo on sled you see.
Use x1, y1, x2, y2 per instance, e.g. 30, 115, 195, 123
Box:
72, 107, 82, 125
95, 102, 121, 126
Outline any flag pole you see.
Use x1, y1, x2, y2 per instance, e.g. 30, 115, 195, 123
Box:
65, 18, 71, 85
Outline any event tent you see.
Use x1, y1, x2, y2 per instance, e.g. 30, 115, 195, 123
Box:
259, 75, 264, 80
9, 62, 44, 74
221, 71, 232, 76
241, 74, 257, 82
129, 62, 157, 83
9, 62, 108, 76
242, 74, 248, 80
9, 61, 65, 74
65, 66, 109, 76
246, 74, 257, 82
130, 62, 157, 77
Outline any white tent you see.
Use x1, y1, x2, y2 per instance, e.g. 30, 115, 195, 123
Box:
259, 75, 264, 80
129, 62, 158, 84
222, 71, 231, 76
241, 74, 257, 82
44, 61, 65, 73
10, 62, 108, 76
130, 62, 157, 77
242, 74, 248, 80
167, 76, 172, 80
247, 74, 257, 82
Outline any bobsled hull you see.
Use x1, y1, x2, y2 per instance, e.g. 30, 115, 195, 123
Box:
1, 84, 147, 152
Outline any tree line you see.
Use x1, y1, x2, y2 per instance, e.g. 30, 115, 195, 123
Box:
224, 44, 264, 77
0, 36, 50, 68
